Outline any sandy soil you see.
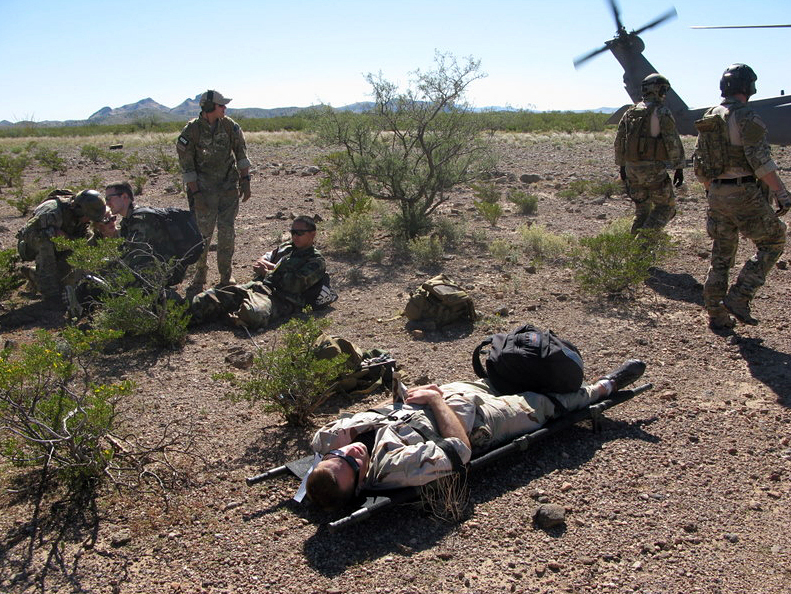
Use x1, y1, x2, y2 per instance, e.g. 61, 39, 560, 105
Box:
0, 131, 789, 594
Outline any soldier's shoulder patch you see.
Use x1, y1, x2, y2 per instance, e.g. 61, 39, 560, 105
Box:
742, 114, 767, 145
176, 135, 190, 152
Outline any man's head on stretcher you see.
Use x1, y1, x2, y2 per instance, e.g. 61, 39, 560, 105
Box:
307, 442, 370, 510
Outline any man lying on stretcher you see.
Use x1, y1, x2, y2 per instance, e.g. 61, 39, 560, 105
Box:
306, 360, 646, 510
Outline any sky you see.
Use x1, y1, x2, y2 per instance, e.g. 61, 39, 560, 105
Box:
0, 0, 788, 123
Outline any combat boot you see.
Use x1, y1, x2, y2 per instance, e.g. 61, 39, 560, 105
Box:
707, 306, 735, 333
601, 359, 646, 392
186, 267, 208, 298
722, 292, 758, 326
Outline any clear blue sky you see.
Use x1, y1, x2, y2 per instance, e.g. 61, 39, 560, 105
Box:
1, 0, 788, 123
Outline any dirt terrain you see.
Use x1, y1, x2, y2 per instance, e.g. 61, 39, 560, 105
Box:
0, 131, 790, 594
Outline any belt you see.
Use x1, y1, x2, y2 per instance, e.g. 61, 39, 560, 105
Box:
713, 176, 756, 185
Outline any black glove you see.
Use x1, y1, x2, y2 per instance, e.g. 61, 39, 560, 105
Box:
619, 166, 626, 181
775, 190, 791, 216
673, 168, 684, 187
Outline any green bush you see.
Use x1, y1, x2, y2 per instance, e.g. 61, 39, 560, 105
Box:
489, 238, 519, 264
474, 199, 503, 226
0, 327, 130, 489
432, 216, 466, 250
409, 235, 445, 269
2, 185, 38, 216
507, 189, 538, 215
327, 213, 375, 256
559, 178, 623, 200
57, 237, 191, 347
0, 150, 31, 187
34, 146, 66, 172
316, 152, 373, 220
80, 144, 105, 163
573, 220, 673, 296
470, 181, 500, 204
518, 223, 572, 265
0, 248, 24, 302
221, 312, 350, 426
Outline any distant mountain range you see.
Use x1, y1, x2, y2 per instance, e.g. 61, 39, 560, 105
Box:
0, 94, 617, 128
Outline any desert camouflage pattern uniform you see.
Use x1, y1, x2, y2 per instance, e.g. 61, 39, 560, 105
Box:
311, 381, 599, 490
176, 115, 250, 282
615, 97, 685, 233
189, 241, 325, 329
698, 97, 786, 318
16, 198, 89, 298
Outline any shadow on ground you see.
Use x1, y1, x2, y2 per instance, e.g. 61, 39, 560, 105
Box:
736, 337, 791, 407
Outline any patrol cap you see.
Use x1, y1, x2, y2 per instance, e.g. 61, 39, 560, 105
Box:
200, 90, 232, 108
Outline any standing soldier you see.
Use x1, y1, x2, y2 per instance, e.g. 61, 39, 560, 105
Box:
615, 73, 685, 233
176, 90, 252, 293
16, 189, 110, 302
694, 64, 789, 331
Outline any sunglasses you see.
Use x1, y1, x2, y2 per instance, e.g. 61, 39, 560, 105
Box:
323, 449, 361, 493
290, 228, 313, 236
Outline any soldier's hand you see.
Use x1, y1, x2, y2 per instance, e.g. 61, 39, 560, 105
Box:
673, 168, 684, 187
775, 190, 791, 216
619, 166, 626, 181
239, 176, 252, 202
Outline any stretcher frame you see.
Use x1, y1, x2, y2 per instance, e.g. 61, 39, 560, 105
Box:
246, 383, 652, 531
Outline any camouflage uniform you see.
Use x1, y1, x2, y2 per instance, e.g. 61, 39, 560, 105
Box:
312, 380, 601, 490
698, 97, 786, 321
176, 115, 250, 283
615, 98, 685, 233
189, 241, 326, 329
16, 197, 90, 299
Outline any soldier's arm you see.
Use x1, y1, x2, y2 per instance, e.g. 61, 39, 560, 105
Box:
659, 108, 685, 169
273, 253, 326, 294
739, 111, 778, 181
614, 117, 627, 166
176, 122, 199, 189
231, 122, 251, 172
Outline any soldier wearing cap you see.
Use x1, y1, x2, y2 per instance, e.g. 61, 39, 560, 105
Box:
176, 90, 251, 293
16, 189, 110, 301
614, 73, 685, 233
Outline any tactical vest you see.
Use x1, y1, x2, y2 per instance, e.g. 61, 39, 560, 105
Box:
622, 105, 669, 162
693, 107, 752, 179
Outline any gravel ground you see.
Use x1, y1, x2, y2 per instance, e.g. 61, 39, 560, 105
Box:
0, 131, 789, 594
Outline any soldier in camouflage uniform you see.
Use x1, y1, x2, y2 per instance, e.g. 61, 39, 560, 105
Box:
16, 189, 110, 300
694, 64, 790, 331
615, 73, 685, 233
306, 360, 646, 510
189, 216, 325, 329
176, 90, 251, 292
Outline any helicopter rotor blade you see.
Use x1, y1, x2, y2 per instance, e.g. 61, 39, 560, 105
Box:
573, 44, 610, 69
608, 0, 625, 32
691, 24, 791, 29
633, 7, 678, 36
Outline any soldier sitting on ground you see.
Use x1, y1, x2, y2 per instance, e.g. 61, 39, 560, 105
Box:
16, 189, 111, 302
189, 215, 329, 330
306, 360, 647, 511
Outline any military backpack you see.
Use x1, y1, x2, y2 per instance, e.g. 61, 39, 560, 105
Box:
403, 274, 477, 326
619, 105, 668, 162
693, 111, 730, 179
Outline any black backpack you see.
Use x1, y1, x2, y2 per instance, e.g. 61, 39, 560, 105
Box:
472, 324, 584, 395
124, 207, 205, 285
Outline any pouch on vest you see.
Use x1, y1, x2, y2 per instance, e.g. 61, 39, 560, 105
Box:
472, 324, 584, 395
693, 112, 729, 179
404, 274, 477, 326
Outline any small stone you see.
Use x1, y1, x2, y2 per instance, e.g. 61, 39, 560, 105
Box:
524, 265, 537, 274
411, 329, 425, 340
495, 307, 510, 316
560, 482, 573, 492
659, 391, 678, 401
225, 349, 254, 370
223, 501, 243, 512
110, 529, 133, 547
533, 503, 566, 529
724, 533, 739, 543
682, 523, 697, 533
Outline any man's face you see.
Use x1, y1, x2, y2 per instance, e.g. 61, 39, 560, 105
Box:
321, 442, 370, 496
289, 222, 316, 249
105, 189, 127, 215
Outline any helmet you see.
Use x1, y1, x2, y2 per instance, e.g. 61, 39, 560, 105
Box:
720, 63, 757, 97
641, 73, 670, 98
73, 190, 108, 222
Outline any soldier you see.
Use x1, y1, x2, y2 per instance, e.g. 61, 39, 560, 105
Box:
306, 360, 647, 511
189, 216, 326, 330
615, 73, 685, 233
694, 64, 789, 331
176, 90, 252, 293
16, 189, 110, 301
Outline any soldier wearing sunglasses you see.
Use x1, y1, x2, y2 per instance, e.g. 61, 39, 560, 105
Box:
189, 215, 326, 329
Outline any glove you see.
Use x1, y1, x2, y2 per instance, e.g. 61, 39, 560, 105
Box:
619, 166, 626, 181
775, 190, 791, 216
239, 176, 252, 202
673, 168, 684, 187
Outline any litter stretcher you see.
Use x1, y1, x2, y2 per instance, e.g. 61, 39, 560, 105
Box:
246, 383, 652, 531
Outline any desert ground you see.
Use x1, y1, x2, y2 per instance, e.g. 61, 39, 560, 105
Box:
0, 130, 789, 594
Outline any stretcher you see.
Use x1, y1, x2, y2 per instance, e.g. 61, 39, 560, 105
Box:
246, 383, 652, 531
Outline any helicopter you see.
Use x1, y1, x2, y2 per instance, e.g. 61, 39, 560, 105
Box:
574, 1, 791, 145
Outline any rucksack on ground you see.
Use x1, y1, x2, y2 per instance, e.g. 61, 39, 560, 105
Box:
125, 207, 205, 285
472, 324, 584, 395
313, 334, 394, 395
403, 274, 477, 326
